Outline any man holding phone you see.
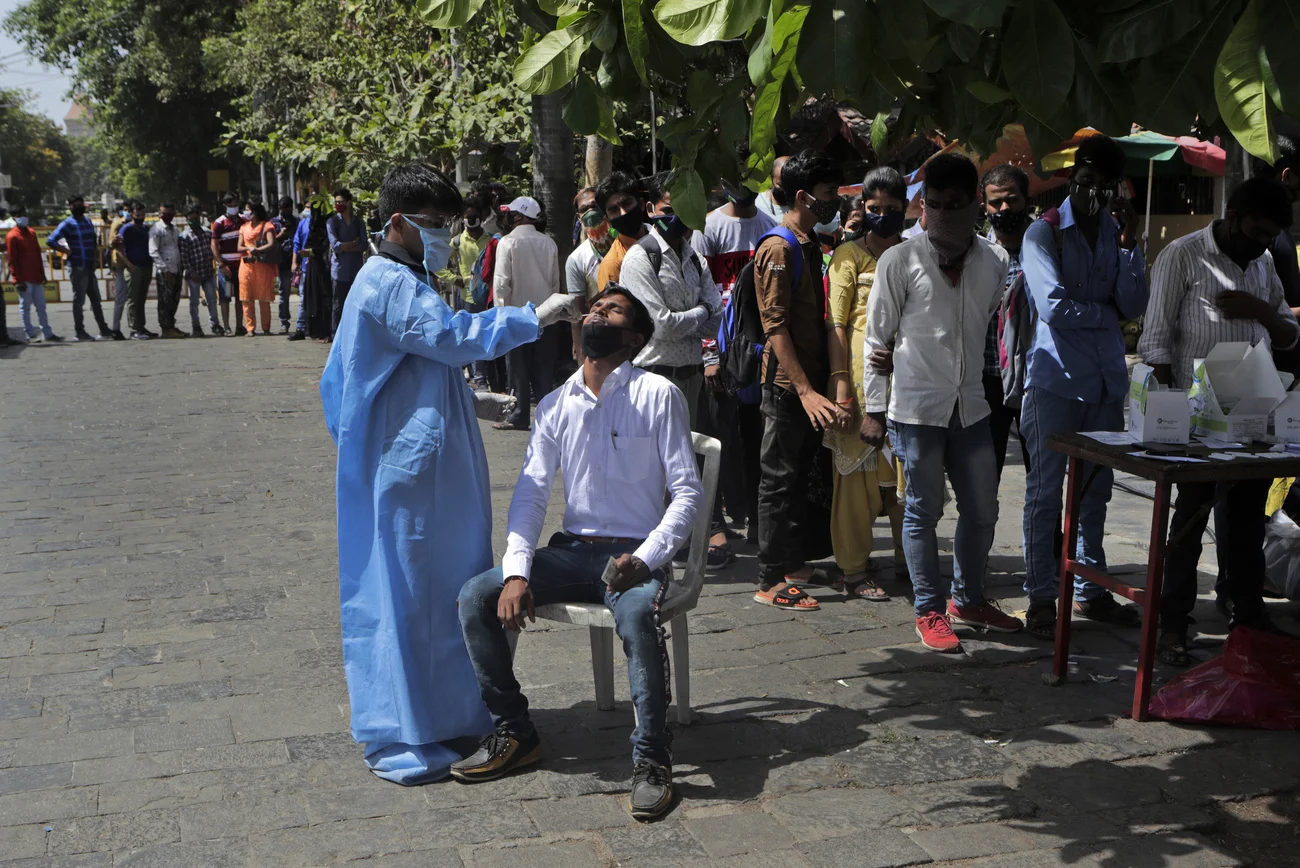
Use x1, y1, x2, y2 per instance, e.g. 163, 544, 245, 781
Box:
454, 285, 702, 821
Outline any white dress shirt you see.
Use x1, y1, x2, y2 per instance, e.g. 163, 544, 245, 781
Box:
493, 223, 560, 308
148, 221, 181, 274
1138, 222, 1299, 389
502, 362, 703, 580
619, 228, 722, 368
863, 234, 1009, 428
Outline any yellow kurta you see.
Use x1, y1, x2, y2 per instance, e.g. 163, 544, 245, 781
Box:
824, 239, 903, 574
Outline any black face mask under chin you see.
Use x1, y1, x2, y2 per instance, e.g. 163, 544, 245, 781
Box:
581, 321, 633, 359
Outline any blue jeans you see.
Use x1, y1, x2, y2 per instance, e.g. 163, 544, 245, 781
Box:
457, 536, 672, 766
889, 410, 1000, 617
295, 262, 308, 331
1021, 387, 1122, 604
18, 282, 53, 338
70, 265, 108, 335
278, 266, 293, 327
187, 275, 220, 329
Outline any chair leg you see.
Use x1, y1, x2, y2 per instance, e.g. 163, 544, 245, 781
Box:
672, 615, 691, 726
590, 625, 615, 711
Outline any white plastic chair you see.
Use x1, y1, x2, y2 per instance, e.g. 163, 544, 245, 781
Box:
508, 432, 720, 725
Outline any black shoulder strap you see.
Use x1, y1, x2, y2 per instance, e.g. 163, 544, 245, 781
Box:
636, 233, 663, 275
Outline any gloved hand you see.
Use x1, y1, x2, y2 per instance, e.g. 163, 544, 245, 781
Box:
535, 294, 582, 329
473, 391, 517, 424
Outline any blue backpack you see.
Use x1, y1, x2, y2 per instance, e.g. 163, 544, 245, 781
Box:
469, 234, 500, 305
718, 227, 804, 401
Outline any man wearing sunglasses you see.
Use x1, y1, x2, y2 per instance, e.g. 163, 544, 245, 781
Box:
1019, 134, 1149, 641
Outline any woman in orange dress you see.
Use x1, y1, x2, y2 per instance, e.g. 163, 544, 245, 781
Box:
237, 202, 279, 335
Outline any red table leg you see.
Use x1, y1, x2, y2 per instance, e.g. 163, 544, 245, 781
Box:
1132, 482, 1172, 721
1052, 457, 1083, 680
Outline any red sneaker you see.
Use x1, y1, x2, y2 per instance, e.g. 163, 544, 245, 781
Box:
916, 611, 962, 653
947, 599, 1024, 634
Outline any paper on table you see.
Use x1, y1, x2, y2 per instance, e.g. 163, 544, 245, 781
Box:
1081, 431, 1137, 446
1130, 451, 1210, 463
1197, 437, 1246, 449
1208, 452, 1244, 461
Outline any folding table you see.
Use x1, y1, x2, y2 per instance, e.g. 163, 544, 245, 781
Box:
1046, 433, 1300, 720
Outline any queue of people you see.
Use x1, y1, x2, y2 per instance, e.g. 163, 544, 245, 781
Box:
0, 189, 367, 347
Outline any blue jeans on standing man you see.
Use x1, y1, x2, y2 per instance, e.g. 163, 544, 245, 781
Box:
457, 535, 672, 766
889, 409, 1000, 617
18, 282, 54, 338
277, 265, 293, 329
1021, 386, 1121, 604
70, 264, 109, 336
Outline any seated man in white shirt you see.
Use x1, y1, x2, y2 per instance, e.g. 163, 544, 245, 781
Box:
453, 284, 703, 821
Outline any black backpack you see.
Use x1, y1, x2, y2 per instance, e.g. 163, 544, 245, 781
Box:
718, 227, 803, 399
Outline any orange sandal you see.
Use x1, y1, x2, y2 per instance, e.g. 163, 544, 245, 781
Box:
754, 582, 820, 611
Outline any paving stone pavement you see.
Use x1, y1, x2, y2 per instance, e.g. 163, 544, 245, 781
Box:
2, 308, 1298, 867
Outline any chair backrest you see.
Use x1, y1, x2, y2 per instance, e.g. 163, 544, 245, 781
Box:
668, 432, 721, 614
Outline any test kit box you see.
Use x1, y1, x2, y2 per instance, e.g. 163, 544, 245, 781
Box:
1189, 342, 1288, 441
1129, 363, 1190, 444
1273, 390, 1300, 442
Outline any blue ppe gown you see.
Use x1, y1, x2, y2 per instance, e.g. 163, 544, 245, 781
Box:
320, 252, 542, 785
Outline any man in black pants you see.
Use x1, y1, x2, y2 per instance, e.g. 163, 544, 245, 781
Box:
751, 150, 851, 610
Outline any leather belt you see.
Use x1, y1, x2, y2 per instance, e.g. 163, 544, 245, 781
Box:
571, 535, 640, 546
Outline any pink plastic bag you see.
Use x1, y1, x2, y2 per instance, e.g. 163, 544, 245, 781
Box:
1150, 627, 1300, 729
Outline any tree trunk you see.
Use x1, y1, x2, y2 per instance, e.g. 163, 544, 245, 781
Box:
530, 92, 576, 264
584, 135, 612, 188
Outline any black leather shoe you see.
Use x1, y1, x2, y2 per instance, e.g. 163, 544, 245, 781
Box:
449, 726, 541, 783
629, 760, 674, 821
288, 329, 306, 341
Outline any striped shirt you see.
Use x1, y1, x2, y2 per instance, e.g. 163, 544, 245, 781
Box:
1138, 222, 1300, 389
46, 215, 99, 268
211, 214, 244, 264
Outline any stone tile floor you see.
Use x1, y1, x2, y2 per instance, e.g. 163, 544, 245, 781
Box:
1, 309, 1297, 866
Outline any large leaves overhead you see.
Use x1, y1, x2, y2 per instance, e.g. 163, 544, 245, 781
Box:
653, 0, 766, 46
514, 28, 589, 94
921, 0, 1006, 28
1133, 0, 1238, 133
795, 0, 870, 97
415, 0, 488, 27
1261, 0, 1300, 116
1097, 0, 1221, 63
1215, 0, 1276, 163
1002, 0, 1074, 122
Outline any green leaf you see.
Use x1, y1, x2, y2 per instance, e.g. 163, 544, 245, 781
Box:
747, 5, 809, 185
1261, 0, 1300, 115
514, 28, 589, 94
874, 0, 931, 65
653, 0, 766, 47
536, 0, 578, 15
1071, 41, 1132, 136
1134, 0, 1238, 131
965, 80, 1010, 104
946, 24, 980, 63
597, 94, 620, 144
562, 73, 601, 134
921, 0, 1005, 28
1098, 0, 1220, 63
1002, 0, 1074, 120
415, 0, 488, 28
597, 47, 641, 100
795, 0, 871, 96
717, 98, 749, 146
869, 109, 890, 154
592, 11, 619, 52
668, 166, 707, 229
748, 0, 784, 85
622, 0, 650, 85
1215, 0, 1277, 163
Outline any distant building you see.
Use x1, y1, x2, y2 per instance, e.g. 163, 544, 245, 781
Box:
64, 103, 91, 138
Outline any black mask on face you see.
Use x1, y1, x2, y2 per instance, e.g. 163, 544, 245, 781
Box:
609, 210, 643, 237
581, 320, 633, 359
1224, 221, 1270, 262
770, 186, 788, 207
840, 229, 864, 244
988, 209, 1031, 234
805, 193, 841, 226
70, 205, 85, 218
727, 188, 758, 209
863, 210, 905, 238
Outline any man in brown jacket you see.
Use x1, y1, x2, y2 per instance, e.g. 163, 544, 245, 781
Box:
752, 149, 850, 610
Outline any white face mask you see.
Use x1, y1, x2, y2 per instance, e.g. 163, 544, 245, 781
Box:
16, 216, 28, 227
226, 207, 238, 217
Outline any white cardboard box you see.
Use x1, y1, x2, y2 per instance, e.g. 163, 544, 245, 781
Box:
1189, 342, 1288, 441
1129, 363, 1191, 444
1273, 391, 1300, 442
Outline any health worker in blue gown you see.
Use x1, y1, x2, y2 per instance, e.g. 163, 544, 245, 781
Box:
320, 163, 577, 785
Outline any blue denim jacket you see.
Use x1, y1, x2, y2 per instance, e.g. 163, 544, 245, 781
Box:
1022, 197, 1147, 403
